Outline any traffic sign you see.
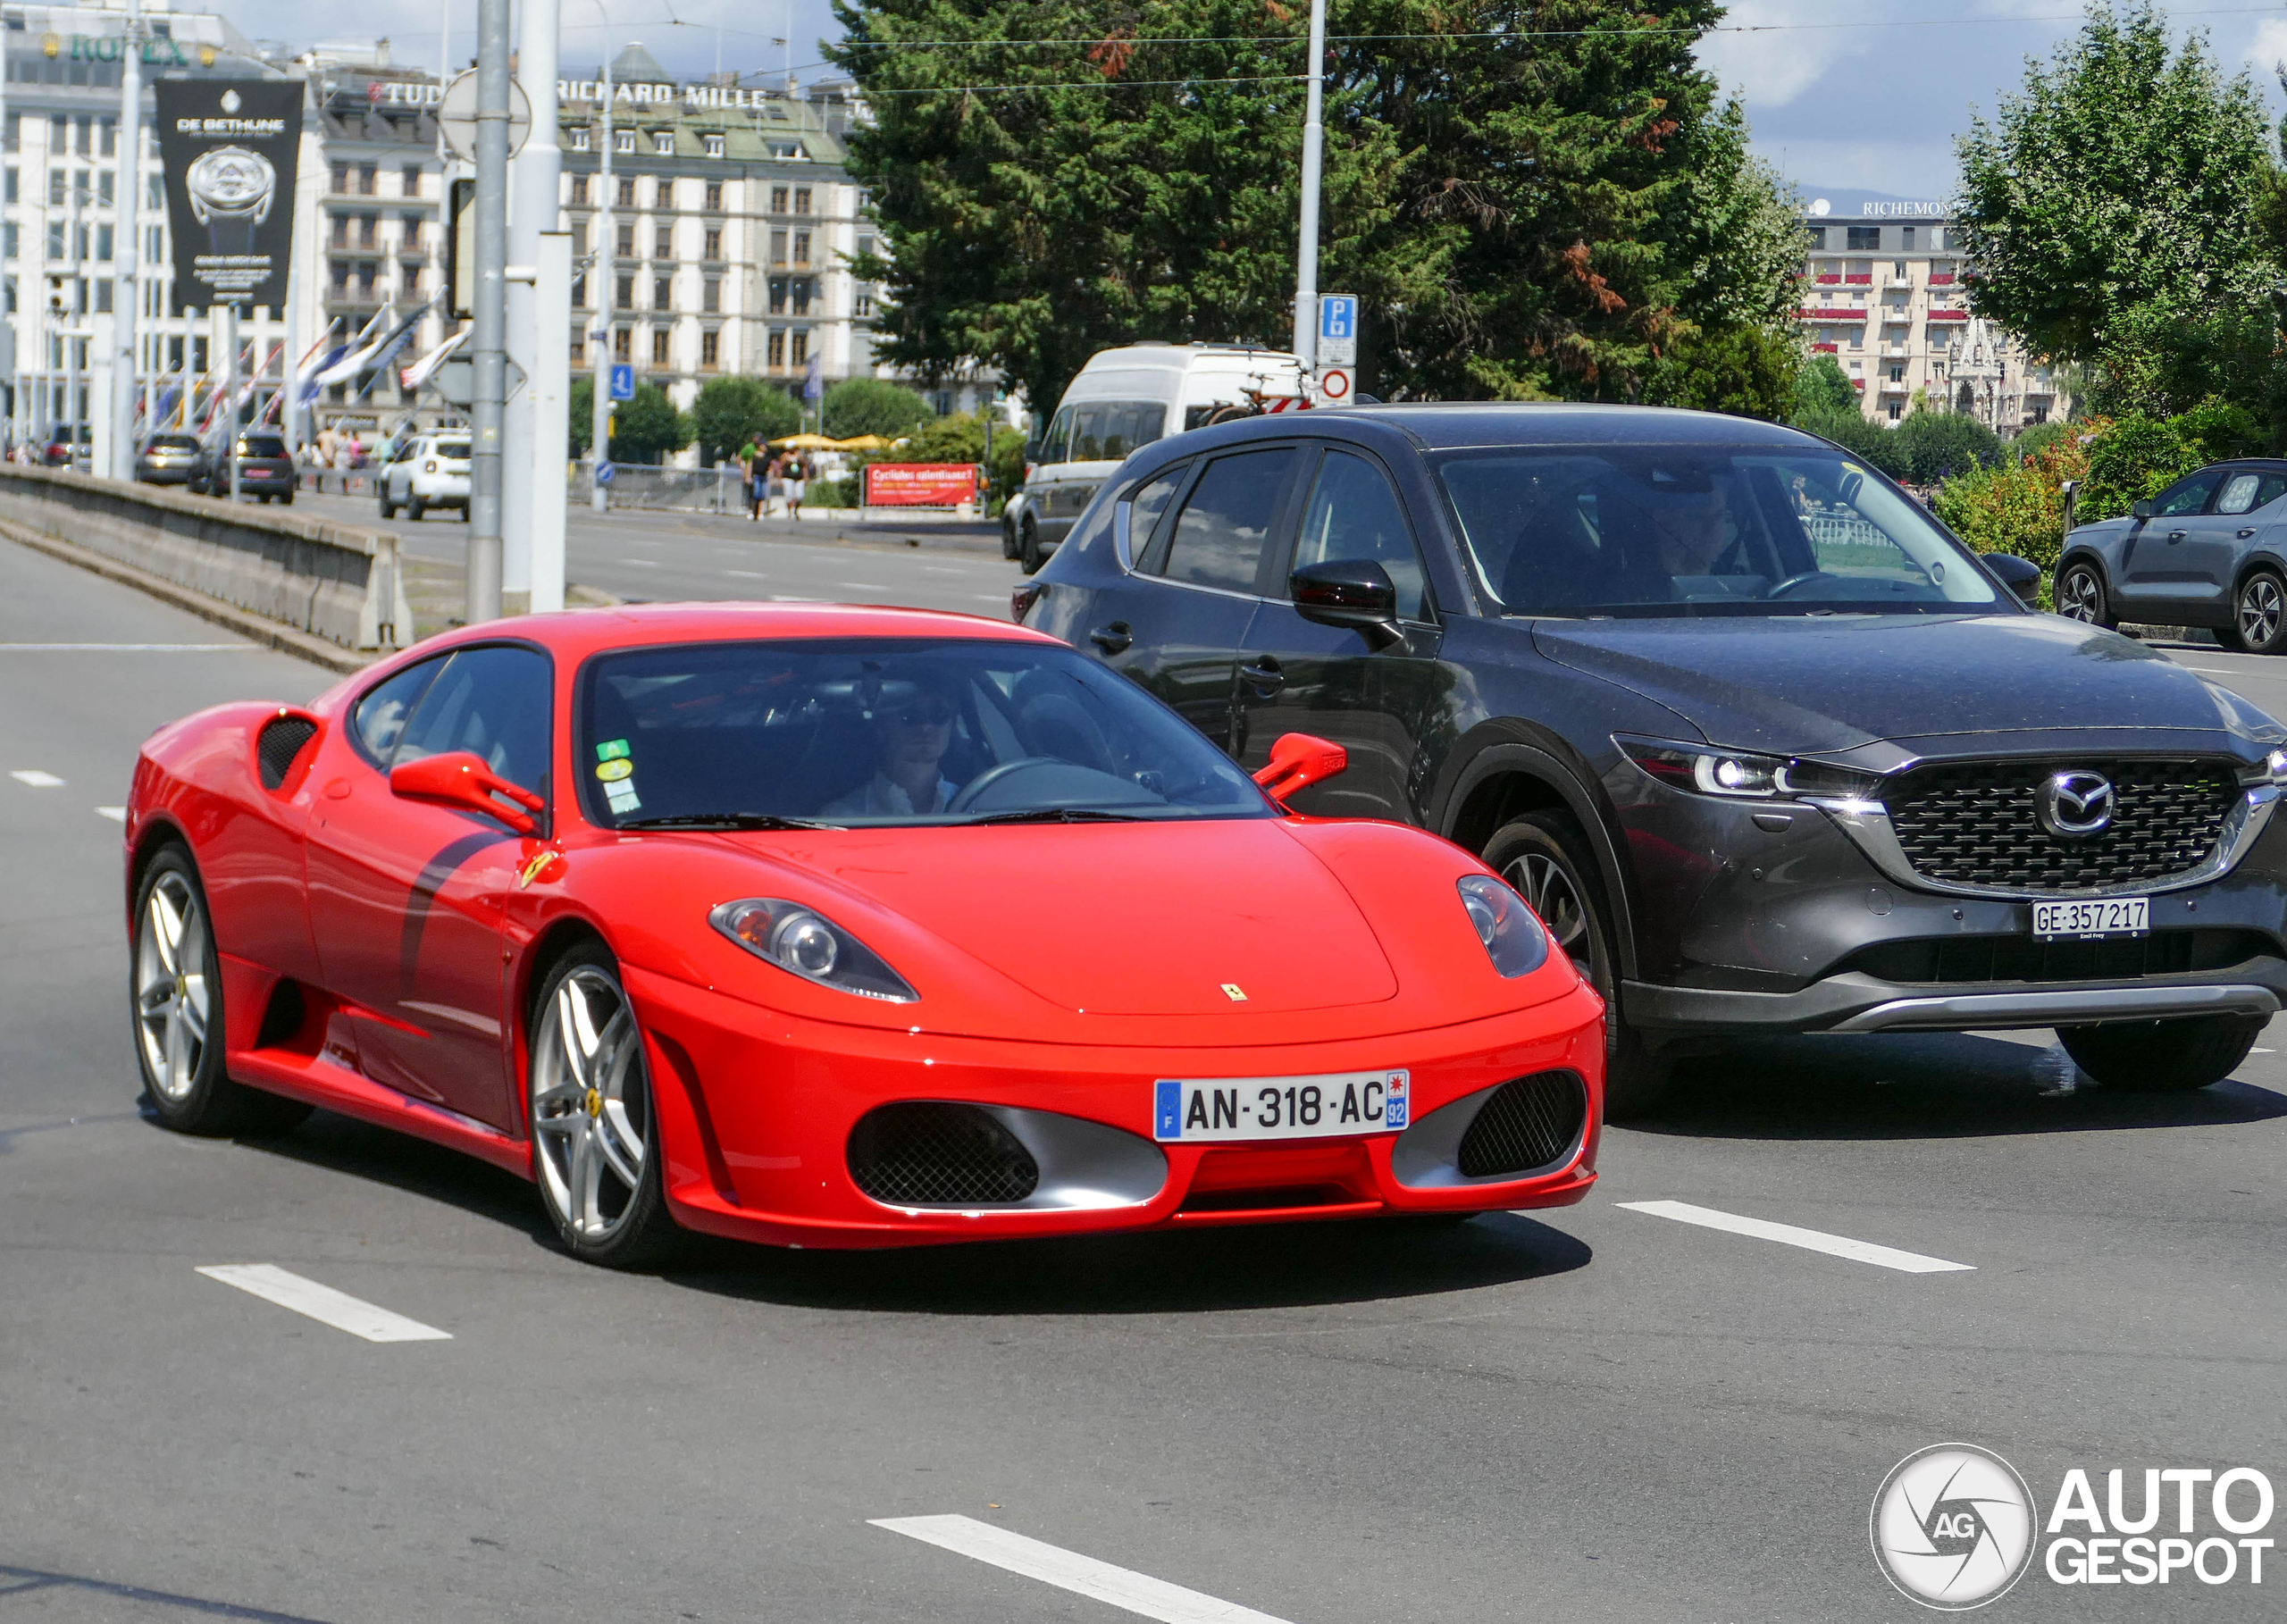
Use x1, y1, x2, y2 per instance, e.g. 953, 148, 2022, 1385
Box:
1315, 365, 1353, 404
1317, 294, 1359, 366
438, 70, 532, 164
594, 462, 616, 485
608, 364, 635, 401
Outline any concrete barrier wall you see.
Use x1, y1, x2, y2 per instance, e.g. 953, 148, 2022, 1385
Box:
0, 465, 414, 650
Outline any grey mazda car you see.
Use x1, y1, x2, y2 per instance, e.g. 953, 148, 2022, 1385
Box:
1016, 404, 2287, 1112
2056, 458, 2287, 651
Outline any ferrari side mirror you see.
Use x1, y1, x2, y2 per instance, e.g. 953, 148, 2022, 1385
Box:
1252, 732, 1347, 807
389, 750, 543, 834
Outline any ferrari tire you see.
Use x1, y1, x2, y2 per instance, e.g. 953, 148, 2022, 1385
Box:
2056, 1014, 2264, 1092
2233, 569, 2287, 654
528, 944, 679, 1268
1480, 811, 1667, 1120
131, 847, 309, 1137
2055, 560, 2115, 629
1019, 516, 1044, 575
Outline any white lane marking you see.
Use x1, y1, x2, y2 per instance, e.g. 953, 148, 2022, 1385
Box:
619, 557, 662, 567
725, 568, 767, 579
96, 806, 126, 822
0, 642, 249, 651
1616, 1199, 1974, 1274
196, 1264, 453, 1342
10, 770, 63, 788
770, 593, 822, 602
873, 1515, 1294, 1624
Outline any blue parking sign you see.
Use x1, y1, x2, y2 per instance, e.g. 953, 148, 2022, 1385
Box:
1319, 295, 1357, 343
608, 364, 635, 401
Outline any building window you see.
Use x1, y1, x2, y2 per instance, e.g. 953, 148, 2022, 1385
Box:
96, 224, 112, 262
769, 229, 787, 264
767, 329, 784, 368
331, 215, 349, 247
654, 224, 673, 259
571, 174, 589, 205
1889, 365, 1904, 382
403, 214, 423, 247
790, 331, 808, 366
616, 274, 633, 308
703, 228, 722, 260
856, 233, 875, 260
571, 331, 583, 363
704, 180, 722, 211
854, 291, 873, 318
616, 222, 634, 256
46, 221, 63, 259
330, 261, 349, 296
96, 171, 113, 206
651, 328, 669, 364
94, 278, 111, 313
653, 130, 674, 155
570, 128, 591, 153
148, 174, 163, 209
770, 185, 788, 213
47, 168, 62, 206
791, 278, 812, 315
767, 142, 799, 160
704, 134, 725, 158
616, 130, 636, 155
571, 222, 587, 257
2, 223, 14, 260
359, 163, 377, 196
1846, 225, 1880, 250
657, 178, 675, 211
700, 330, 718, 366
99, 116, 116, 157
702, 280, 720, 314
571, 273, 587, 309
615, 327, 631, 362
1902, 226, 1916, 250
331, 163, 350, 194
1886, 402, 1902, 422
402, 164, 422, 197
616, 176, 635, 209
358, 215, 379, 248
792, 230, 810, 265
653, 276, 670, 310
403, 264, 422, 294
792, 187, 811, 214
768, 276, 786, 314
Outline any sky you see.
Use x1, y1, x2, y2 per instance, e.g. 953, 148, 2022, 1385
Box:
227, 0, 2287, 201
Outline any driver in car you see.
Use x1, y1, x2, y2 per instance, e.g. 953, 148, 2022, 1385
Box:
1642, 473, 1738, 581
821, 674, 964, 817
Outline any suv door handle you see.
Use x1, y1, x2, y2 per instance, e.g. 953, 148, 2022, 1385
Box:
2241, 528, 2259, 539
1088, 622, 1132, 655
2166, 529, 2188, 542
1239, 656, 1286, 695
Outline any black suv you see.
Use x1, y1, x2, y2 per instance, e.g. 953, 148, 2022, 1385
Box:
189, 432, 297, 503
1019, 405, 2287, 1109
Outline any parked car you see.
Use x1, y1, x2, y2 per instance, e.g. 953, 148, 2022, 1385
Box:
122, 605, 1603, 1266
1004, 343, 1311, 573
1019, 404, 2287, 1111
42, 428, 88, 467
188, 432, 296, 503
377, 431, 473, 521
2055, 459, 2287, 651
135, 433, 204, 486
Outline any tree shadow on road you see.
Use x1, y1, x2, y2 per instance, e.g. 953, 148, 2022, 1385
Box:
1630, 1031, 2287, 1142
665, 1210, 1591, 1318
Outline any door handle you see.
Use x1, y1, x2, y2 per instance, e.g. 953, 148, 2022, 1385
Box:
1088, 622, 1132, 655
2240, 529, 2258, 539
2166, 529, 2188, 542
1239, 656, 1286, 695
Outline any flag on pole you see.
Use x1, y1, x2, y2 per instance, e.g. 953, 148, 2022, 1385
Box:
398, 329, 467, 393
354, 305, 434, 401
314, 305, 397, 387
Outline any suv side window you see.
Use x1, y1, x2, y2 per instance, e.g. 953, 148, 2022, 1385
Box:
1153, 447, 1300, 594
2154, 470, 2223, 517
350, 657, 447, 766
1119, 463, 1188, 568
2216, 470, 2287, 515
391, 645, 555, 797
1292, 449, 1432, 619
1038, 406, 1075, 468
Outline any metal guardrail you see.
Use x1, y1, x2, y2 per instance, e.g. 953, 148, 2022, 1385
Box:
581, 464, 742, 513
0, 465, 414, 650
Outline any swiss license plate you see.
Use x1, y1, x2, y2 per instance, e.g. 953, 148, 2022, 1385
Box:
1153, 1070, 1409, 1143
2031, 896, 2149, 940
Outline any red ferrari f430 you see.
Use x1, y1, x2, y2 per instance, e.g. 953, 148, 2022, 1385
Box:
125, 607, 1604, 1264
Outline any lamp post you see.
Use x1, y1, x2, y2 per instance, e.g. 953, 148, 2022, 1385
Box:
466, 0, 510, 622
1287, 0, 1328, 368
110, 0, 144, 480
590, 19, 616, 510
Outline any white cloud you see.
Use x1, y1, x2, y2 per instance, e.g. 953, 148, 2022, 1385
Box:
1696, 0, 1880, 109
2247, 18, 2287, 82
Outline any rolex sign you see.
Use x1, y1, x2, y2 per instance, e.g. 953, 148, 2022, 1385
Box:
155, 79, 302, 314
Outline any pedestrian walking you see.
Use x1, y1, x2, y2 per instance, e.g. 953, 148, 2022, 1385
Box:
786, 453, 809, 520
738, 437, 763, 519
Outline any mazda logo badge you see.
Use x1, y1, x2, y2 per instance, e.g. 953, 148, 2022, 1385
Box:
2036, 770, 2115, 839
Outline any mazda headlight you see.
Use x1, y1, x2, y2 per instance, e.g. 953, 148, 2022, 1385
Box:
709, 899, 918, 1002
1617, 736, 1881, 805
1457, 875, 1549, 978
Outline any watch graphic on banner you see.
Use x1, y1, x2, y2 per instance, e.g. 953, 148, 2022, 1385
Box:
185, 146, 276, 256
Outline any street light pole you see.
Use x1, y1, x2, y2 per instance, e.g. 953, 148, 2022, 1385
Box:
111, 0, 143, 481
505, 0, 564, 615
466, 0, 509, 623
1288, 0, 1328, 367
591, 38, 614, 511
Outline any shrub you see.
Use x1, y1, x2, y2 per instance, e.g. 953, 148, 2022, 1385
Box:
1931, 419, 2098, 573
1893, 411, 2004, 484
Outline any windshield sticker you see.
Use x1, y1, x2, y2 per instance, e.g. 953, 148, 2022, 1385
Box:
597, 738, 631, 762
604, 779, 641, 814
596, 758, 633, 783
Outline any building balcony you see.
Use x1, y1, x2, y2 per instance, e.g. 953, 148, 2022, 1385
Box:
1928, 309, 1971, 322
1928, 273, 1957, 286
1843, 273, 1872, 285
1798, 308, 1864, 322
1851, 378, 1866, 390
1880, 379, 1909, 393
1811, 341, 1838, 353
1884, 275, 1915, 289
1814, 273, 1840, 285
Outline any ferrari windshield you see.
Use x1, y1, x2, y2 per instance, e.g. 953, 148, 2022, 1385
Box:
577, 637, 1273, 828
1437, 447, 2006, 617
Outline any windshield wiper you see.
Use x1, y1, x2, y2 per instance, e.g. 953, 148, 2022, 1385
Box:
616, 813, 843, 832
962, 807, 1156, 825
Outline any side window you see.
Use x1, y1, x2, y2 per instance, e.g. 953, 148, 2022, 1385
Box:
1038, 406, 1075, 469
1071, 400, 1166, 463
2154, 470, 2222, 517
350, 657, 446, 766
1292, 449, 1432, 620
2216, 471, 2283, 515
1122, 464, 1186, 567
391, 646, 555, 796
1155, 448, 1299, 594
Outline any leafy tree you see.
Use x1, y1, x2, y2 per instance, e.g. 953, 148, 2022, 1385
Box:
2075, 398, 2262, 519
1793, 404, 1910, 482
823, 376, 933, 440
1953, 3, 2275, 365
569, 375, 594, 456
1893, 411, 2004, 485
831, 0, 1798, 414
1793, 354, 1858, 418
691, 376, 801, 463
606, 381, 691, 465
894, 409, 1028, 500
1931, 425, 2097, 574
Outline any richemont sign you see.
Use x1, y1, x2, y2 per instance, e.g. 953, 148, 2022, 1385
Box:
368, 79, 801, 110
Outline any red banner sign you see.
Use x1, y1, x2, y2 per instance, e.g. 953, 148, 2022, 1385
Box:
863, 463, 979, 506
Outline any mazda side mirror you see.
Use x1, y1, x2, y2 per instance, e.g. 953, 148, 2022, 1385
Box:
2131, 498, 2154, 521
1252, 732, 1347, 806
1984, 553, 2042, 606
389, 750, 543, 834
1291, 558, 1403, 647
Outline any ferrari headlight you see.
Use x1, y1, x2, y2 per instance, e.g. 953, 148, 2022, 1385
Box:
709, 899, 918, 1002
1617, 736, 1881, 804
1457, 874, 1549, 979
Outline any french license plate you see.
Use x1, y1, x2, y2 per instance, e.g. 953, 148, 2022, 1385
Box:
1152, 1070, 1409, 1143
2031, 897, 2149, 940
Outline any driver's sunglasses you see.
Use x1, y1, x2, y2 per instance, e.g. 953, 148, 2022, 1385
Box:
883, 699, 957, 726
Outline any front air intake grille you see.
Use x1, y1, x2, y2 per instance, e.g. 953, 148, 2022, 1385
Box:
848, 1103, 1039, 1207
256, 715, 319, 790
1839, 929, 2272, 986
1456, 1071, 1587, 1178
1883, 758, 2241, 892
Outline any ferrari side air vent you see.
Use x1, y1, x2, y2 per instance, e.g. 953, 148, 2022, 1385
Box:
848, 1102, 1040, 1207
1455, 1070, 1587, 1178
256, 715, 320, 791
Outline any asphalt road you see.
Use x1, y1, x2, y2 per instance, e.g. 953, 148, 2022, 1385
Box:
4, 532, 2284, 1622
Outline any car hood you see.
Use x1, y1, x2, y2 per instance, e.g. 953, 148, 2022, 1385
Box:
1531, 613, 2254, 754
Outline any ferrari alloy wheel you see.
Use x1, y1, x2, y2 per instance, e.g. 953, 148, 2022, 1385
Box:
2234, 570, 2287, 655
131, 848, 308, 1137
1481, 811, 1668, 1120
529, 947, 678, 1268
2056, 561, 2113, 628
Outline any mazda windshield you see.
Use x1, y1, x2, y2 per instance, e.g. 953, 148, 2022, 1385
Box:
577, 637, 1272, 828
1437, 447, 2010, 617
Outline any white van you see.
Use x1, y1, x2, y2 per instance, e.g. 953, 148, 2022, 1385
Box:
1004, 343, 1309, 571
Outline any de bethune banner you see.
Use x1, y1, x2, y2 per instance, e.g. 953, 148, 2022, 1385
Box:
154, 79, 302, 314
